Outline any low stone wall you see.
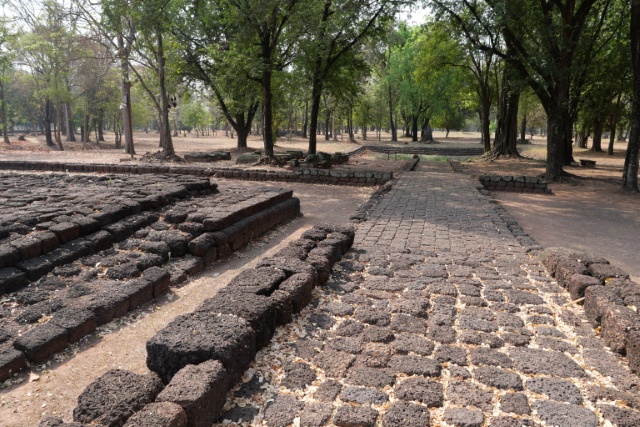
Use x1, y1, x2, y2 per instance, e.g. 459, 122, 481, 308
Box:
479, 175, 551, 193
350, 145, 485, 157
541, 248, 640, 375
40, 224, 355, 427
0, 183, 300, 382
0, 160, 391, 187
213, 167, 392, 186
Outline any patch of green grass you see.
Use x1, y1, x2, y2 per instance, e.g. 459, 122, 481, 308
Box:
419, 155, 449, 162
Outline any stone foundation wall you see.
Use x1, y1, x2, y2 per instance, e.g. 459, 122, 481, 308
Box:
0, 161, 391, 186
40, 224, 355, 427
0, 176, 301, 382
541, 248, 640, 376
479, 175, 550, 193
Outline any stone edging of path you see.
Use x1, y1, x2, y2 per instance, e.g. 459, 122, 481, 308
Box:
0, 160, 391, 187
39, 224, 355, 427
349, 145, 485, 157
541, 247, 640, 375
478, 175, 551, 193
0, 186, 300, 382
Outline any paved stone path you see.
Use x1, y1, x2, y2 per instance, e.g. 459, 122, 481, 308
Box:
215, 163, 640, 427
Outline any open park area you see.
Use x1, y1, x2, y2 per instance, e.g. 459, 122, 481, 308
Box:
2, 0, 640, 426
0, 129, 639, 427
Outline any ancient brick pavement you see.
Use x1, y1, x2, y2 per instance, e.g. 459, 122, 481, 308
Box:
215, 162, 640, 427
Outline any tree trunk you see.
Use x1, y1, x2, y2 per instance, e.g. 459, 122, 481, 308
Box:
481, 97, 491, 152
608, 126, 616, 155
421, 118, 433, 142
608, 92, 622, 155
157, 31, 174, 156
118, 32, 135, 155
576, 126, 589, 148
262, 70, 275, 157
44, 99, 54, 146
98, 117, 105, 142
623, 0, 640, 191
308, 82, 322, 154
520, 115, 527, 144
411, 116, 418, 142
591, 119, 604, 152
546, 112, 568, 181
302, 99, 308, 139
324, 104, 331, 141
65, 103, 76, 142
0, 78, 8, 143
493, 70, 520, 156
388, 84, 397, 142
55, 101, 64, 150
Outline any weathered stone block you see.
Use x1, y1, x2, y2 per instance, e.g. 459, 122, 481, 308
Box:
156, 360, 229, 427
588, 262, 629, 282
567, 274, 602, 300
73, 369, 164, 427
196, 290, 278, 349
50, 308, 97, 343
227, 267, 287, 295
13, 323, 68, 363
143, 267, 171, 297
122, 402, 187, 427
601, 306, 640, 354
146, 312, 256, 384
583, 286, 624, 326
0, 346, 26, 381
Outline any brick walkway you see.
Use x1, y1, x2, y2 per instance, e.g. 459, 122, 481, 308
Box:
215, 162, 640, 427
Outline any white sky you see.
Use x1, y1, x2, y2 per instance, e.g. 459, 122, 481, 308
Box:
398, 4, 430, 25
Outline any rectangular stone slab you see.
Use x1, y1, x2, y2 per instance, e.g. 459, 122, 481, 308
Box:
146, 312, 256, 384
156, 360, 229, 427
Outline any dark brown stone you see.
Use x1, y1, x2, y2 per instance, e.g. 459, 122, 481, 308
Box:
156, 360, 230, 427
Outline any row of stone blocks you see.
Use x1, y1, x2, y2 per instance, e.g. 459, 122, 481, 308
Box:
479, 175, 551, 193
39, 224, 355, 427
360, 145, 485, 156
541, 248, 640, 375
0, 194, 301, 382
0, 161, 391, 186
0, 179, 216, 295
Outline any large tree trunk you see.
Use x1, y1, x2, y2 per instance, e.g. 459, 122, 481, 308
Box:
481, 95, 491, 152
608, 126, 616, 155
44, 99, 54, 147
65, 103, 76, 142
118, 32, 135, 155
388, 84, 397, 142
546, 112, 569, 181
493, 70, 520, 156
411, 116, 418, 142
157, 31, 174, 155
591, 119, 604, 152
261, 69, 275, 157
308, 82, 322, 154
98, 117, 105, 142
421, 118, 433, 142
623, 0, 640, 191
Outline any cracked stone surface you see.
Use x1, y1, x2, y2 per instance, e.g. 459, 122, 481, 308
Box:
213, 163, 640, 426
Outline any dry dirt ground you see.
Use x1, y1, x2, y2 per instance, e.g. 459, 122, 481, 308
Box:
460, 136, 640, 283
